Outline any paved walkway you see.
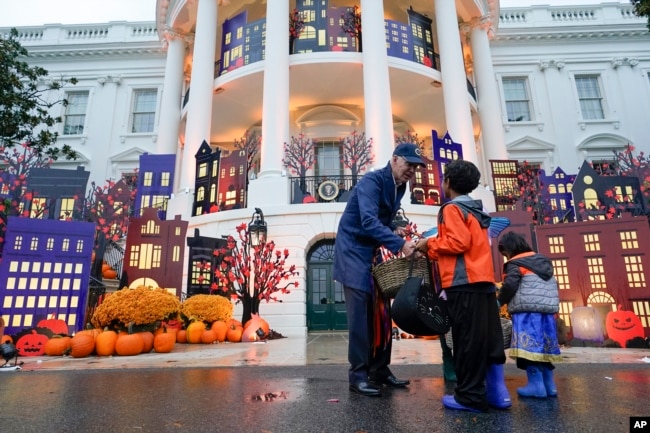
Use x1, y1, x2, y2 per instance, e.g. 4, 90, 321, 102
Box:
7, 332, 650, 372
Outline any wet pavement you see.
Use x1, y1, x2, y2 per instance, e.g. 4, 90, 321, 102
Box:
1, 333, 649, 432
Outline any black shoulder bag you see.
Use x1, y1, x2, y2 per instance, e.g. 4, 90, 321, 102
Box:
391, 253, 450, 336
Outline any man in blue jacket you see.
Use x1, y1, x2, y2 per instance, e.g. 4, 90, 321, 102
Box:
333, 143, 424, 397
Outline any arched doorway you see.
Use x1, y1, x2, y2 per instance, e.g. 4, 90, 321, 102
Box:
306, 240, 347, 331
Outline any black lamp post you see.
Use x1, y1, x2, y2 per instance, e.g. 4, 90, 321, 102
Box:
248, 207, 267, 247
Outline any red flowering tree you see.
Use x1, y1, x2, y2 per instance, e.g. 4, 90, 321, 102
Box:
212, 223, 299, 325
283, 133, 315, 192
341, 5, 362, 52
612, 144, 650, 206
80, 175, 137, 279
340, 130, 373, 185
289, 8, 305, 53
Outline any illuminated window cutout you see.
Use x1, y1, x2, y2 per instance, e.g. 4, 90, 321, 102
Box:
33, 262, 41, 272
552, 259, 570, 289
620, 230, 639, 250
14, 235, 22, 250
18, 277, 27, 290
60, 296, 69, 308
46, 237, 54, 250
63, 263, 72, 274
43, 262, 52, 273
27, 296, 36, 308
153, 245, 162, 268
54, 263, 62, 273
41, 278, 50, 290
7, 277, 16, 289
38, 297, 46, 308
68, 313, 77, 325
15, 296, 25, 308
548, 236, 565, 254
587, 257, 607, 289
75, 263, 83, 274
624, 256, 646, 288
11, 315, 21, 327
30, 237, 38, 250
29, 278, 38, 290
175, 227, 181, 236
71, 296, 79, 308
173, 245, 180, 262
583, 233, 600, 252
62, 278, 71, 290
73, 279, 81, 291
23, 314, 33, 327
3, 296, 13, 308
62, 238, 70, 252
9, 261, 18, 272
21, 261, 30, 272
76, 239, 84, 253
588, 291, 615, 304
52, 278, 61, 291
560, 303, 573, 326
632, 300, 650, 327
49, 297, 57, 308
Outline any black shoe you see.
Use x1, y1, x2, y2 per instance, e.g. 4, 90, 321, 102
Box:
373, 374, 410, 388
349, 381, 382, 397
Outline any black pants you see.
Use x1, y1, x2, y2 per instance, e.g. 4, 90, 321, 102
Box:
344, 285, 392, 385
447, 290, 506, 410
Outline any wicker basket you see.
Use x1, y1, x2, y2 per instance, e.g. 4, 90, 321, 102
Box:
372, 256, 431, 298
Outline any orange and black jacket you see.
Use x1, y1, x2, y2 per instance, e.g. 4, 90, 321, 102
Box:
425, 198, 496, 291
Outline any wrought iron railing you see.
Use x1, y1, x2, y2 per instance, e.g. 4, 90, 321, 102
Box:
104, 240, 125, 279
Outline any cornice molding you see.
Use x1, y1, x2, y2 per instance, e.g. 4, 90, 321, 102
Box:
28, 46, 166, 60
493, 29, 650, 43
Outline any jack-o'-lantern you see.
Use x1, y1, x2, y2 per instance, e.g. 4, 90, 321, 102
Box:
606, 308, 645, 348
14, 328, 53, 356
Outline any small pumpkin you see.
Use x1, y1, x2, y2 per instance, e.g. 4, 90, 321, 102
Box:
606, 308, 645, 348
44, 336, 72, 356
176, 329, 187, 344
77, 328, 102, 341
211, 320, 228, 343
153, 327, 176, 353
70, 333, 95, 358
200, 328, 217, 344
1, 335, 13, 345
101, 263, 112, 273
226, 324, 243, 343
103, 269, 118, 279
115, 324, 144, 356
95, 330, 118, 356
243, 313, 270, 336
138, 331, 155, 353
186, 321, 206, 344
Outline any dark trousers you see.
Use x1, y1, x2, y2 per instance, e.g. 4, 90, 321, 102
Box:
447, 290, 506, 410
344, 285, 392, 385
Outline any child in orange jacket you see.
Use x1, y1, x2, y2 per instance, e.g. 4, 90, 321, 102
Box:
416, 160, 510, 413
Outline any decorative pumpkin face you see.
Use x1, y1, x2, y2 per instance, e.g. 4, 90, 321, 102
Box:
15, 328, 51, 356
606, 309, 645, 348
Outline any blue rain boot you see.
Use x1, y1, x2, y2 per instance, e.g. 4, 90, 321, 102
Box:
486, 363, 512, 409
542, 366, 558, 397
517, 366, 547, 398
442, 395, 485, 413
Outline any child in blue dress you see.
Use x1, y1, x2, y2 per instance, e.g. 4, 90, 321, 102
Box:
497, 231, 562, 398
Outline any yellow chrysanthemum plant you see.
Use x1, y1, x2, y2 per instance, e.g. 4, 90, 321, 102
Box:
180, 294, 234, 328
91, 286, 181, 332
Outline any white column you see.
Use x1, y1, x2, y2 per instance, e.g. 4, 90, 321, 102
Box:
247, 0, 291, 208
467, 18, 508, 168
258, 0, 290, 178
157, 28, 187, 155
361, 0, 395, 169
434, 0, 477, 163
179, 0, 218, 191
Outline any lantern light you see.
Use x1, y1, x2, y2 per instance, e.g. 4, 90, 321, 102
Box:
248, 207, 267, 247
392, 208, 409, 228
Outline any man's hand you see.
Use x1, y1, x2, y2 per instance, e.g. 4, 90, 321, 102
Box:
400, 240, 417, 257
394, 226, 407, 237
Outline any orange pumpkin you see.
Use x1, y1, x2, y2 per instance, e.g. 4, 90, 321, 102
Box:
153, 327, 176, 353
200, 328, 217, 344
211, 320, 228, 343
44, 336, 72, 356
103, 269, 118, 279
227, 318, 243, 329
226, 324, 243, 343
70, 334, 95, 358
138, 331, 155, 353
77, 328, 102, 341
1, 335, 13, 344
101, 263, 112, 273
115, 332, 144, 356
95, 330, 118, 356
186, 321, 206, 344
606, 308, 645, 348
176, 329, 187, 344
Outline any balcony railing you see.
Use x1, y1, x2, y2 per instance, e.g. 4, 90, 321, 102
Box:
289, 175, 357, 204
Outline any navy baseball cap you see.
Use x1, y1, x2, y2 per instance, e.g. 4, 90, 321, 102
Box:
393, 143, 425, 166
